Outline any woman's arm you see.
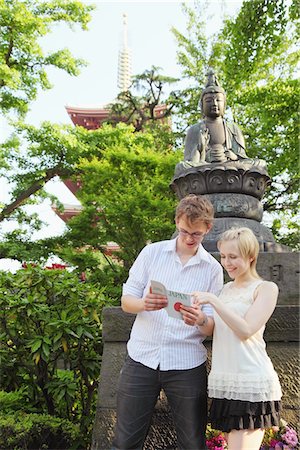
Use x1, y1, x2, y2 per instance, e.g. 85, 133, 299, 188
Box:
194, 281, 278, 340
180, 305, 215, 336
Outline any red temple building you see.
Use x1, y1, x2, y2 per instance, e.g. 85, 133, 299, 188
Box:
65, 105, 111, 130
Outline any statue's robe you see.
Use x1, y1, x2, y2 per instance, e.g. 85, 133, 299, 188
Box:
184, 119, 248, 163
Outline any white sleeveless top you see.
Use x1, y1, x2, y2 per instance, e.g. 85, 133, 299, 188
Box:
208, 280, 282, 402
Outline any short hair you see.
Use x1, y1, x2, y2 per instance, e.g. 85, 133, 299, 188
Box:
175, 194, 214, 226
217, 227, 260, 278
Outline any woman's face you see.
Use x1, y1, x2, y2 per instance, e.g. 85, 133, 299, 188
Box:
219, 240, 252, 280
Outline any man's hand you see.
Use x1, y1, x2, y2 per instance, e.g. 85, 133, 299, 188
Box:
180, 304, 214, 336
144, 291, 168, 311
180, 305, 204, 326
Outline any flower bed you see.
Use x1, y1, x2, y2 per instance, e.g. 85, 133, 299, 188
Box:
206, 421, 299, 450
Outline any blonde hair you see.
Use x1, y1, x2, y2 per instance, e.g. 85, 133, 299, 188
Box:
217, 227, 261, 278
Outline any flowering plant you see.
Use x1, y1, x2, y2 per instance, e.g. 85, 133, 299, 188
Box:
205, 421, 299, 450
206, 425, 227, 449
260, 420, 299, 449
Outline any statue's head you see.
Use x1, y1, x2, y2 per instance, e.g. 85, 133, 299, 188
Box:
200, 69, 226, 118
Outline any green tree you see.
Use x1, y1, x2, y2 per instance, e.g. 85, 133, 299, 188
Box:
107, 66, 178, 136
171, 0, 299, 246
0, 121, 94, 258
47, 123, 181, 299
0, 0, 93, 117
0, 64, 181, 257
0, 0, 94, 248
0, 121, 181, 301
0, 64, 182, 271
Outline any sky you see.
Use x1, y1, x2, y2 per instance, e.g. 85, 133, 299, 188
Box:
0, 0, 244, 257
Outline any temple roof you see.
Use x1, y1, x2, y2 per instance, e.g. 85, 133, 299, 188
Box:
65, 105, 111, 129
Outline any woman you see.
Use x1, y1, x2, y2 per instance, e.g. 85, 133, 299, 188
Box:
181, 227, 282, 450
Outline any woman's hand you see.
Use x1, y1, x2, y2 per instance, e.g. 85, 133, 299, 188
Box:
191, 291, 218, 307
180, 303, 214, 336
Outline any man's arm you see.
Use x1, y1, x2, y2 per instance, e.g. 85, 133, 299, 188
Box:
121, 295, 145, 314
208, 262, 224, 296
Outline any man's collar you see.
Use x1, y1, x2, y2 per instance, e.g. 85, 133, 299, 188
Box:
165, 237, 211, 264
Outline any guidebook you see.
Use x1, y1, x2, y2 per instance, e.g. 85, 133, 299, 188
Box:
150, 280, 193, 320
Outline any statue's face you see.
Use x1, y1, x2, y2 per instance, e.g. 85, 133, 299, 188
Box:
202, 92, 225, 118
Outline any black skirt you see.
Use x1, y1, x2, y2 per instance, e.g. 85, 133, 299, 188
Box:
209, 398, 281, 433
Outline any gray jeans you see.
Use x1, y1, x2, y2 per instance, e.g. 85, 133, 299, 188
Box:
112, 356, 208, 450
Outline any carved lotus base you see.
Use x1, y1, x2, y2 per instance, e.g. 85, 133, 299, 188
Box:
171, 161, 271, 201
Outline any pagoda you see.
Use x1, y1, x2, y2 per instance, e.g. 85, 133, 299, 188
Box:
52, 13, 133, 222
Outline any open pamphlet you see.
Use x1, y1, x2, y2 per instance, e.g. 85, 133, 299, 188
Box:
150, 280, 193, 320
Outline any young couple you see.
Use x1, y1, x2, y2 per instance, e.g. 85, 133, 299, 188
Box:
112, 194, 282, 450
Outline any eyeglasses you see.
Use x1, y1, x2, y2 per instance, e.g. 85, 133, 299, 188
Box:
178, 229, 205, 240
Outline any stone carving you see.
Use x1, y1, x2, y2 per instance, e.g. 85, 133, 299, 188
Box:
171, 69, 278, 250
205, 194, 263, 221
171, 164, 270, 201
176, 69, 266, 172
203, 217, 276, 252
271, 265, 283, 282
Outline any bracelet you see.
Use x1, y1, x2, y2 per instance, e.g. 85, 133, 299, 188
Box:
197, 315, 208, 327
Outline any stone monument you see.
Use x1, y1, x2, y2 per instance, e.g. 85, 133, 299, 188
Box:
91, 70, 299, 450
171, 69, 276, 252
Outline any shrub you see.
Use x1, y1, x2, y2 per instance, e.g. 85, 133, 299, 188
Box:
0, 412, 81, 449
0, 265, 114, 444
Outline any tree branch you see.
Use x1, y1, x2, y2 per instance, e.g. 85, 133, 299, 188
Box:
0, 167, 71, 222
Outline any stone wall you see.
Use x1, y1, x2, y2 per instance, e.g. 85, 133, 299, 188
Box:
91, 252, 299, 450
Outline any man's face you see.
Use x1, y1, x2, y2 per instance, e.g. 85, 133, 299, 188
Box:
176, 216, 211, 255
202, 92, 225, 118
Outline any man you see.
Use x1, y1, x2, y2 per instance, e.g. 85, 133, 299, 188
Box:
112, 194, 224, 450
182, 69, 248, 166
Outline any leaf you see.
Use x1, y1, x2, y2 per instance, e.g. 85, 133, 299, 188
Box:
42, 343, 50, 358
53, 332, 63, 343
62, 338, 68, 352
83, 331, 94, 340
30, 339, 43, 353
34, 352, 41, 365
92, 310, 100, 324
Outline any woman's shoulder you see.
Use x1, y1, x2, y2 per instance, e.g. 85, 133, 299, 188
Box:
255, 280, 279, 298
257, 280, 278, 291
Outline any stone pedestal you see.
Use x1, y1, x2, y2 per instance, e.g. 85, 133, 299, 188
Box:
203, 217, 277, 252
170, 162, 282, 251
91, 252, 300, 450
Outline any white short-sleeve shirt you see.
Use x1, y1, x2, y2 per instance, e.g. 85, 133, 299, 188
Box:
123, 238, 224, 370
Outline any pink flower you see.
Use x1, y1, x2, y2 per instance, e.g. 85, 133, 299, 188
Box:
206, 435, 227, 449
282, 426, 299, 446
270, 439, 281, 447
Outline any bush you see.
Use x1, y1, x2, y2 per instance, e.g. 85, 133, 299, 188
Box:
0, 265, 114, 446
0, 412, 81, 449
0, 389, 32, 413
